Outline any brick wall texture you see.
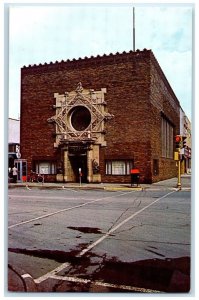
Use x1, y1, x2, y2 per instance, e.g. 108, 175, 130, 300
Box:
20, 49, 180, 183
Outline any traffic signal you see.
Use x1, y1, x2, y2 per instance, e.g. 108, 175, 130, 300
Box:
182, 136, 187, 148
175, 135, 182, 149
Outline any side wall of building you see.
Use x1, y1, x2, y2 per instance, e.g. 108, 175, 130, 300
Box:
149, 54, 180, 182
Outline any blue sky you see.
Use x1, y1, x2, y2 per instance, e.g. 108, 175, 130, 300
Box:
8, 2, 193, 120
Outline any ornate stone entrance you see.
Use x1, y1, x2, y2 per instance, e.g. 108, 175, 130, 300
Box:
48, 83, 113, 183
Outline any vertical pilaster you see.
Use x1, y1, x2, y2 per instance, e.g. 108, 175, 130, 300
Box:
92, 145, 101, 183
63, 150, 68, 182
87, 148, 93, 183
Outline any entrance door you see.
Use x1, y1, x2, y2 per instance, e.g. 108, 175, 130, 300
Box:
14, 159, 27, 182
69, 155, 88, 183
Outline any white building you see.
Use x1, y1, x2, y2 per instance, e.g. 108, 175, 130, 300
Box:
8, 118, 20, 167
180, 109, 191, 173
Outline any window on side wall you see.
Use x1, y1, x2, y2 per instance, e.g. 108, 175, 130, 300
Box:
161, 115, 174, 159
105, 160, 133, 175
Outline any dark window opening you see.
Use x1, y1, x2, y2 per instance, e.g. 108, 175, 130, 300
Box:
153, 159, 159, 176
70, 106, 91, 131
161, 115, 174, 158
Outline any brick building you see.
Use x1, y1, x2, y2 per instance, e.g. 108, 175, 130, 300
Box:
20, 49, 180, 183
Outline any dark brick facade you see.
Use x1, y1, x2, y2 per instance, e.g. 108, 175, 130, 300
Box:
20, 49, 180, 183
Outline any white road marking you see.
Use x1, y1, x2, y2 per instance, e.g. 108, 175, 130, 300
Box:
79, 190, 176, 256
25, 185, 31, 190
8, 190, 137, 229
47, 275, 161, 292
34, 190, 176, 284
34, 262, 70, 284
21, 273, 33, 279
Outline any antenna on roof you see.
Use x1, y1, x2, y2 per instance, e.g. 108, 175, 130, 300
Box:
133, 7, 135, 51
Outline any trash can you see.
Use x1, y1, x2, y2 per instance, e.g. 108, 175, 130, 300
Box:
22, 176, 27, 182
130, 169, 140, 186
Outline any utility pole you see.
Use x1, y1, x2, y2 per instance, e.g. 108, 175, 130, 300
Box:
175, 135, 182, 190
177, 149, 181, 189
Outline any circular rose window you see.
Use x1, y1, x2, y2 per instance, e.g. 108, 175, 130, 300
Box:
70, 106, 91, 131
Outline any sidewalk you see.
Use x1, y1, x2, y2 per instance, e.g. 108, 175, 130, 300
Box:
147, 174, 191, 190
8, 174, 191, 191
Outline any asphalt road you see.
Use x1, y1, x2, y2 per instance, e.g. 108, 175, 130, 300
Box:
7, 185, 191, 293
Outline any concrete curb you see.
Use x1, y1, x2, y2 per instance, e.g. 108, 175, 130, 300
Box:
104, 186, 143, 191
8, 264, 37, 292
8, 183, 144, 191
8, 183, 105, 190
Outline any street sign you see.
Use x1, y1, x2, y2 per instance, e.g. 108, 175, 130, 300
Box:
174, 151, 179, 161
16, 152, 21, 159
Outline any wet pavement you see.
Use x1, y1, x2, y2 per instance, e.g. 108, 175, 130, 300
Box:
8, 253, 190, 293
7, 175, 192, 294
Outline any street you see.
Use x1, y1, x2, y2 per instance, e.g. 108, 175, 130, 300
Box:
7, 178, 191, 293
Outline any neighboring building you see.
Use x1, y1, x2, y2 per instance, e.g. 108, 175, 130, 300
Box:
20, 49, 181, 184
180, 109, 191, 173
8, 118, 20, 168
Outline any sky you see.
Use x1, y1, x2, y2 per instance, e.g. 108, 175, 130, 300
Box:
7, 2, 193, 121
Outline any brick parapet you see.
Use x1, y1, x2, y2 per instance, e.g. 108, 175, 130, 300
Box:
21, 49, 151, 74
